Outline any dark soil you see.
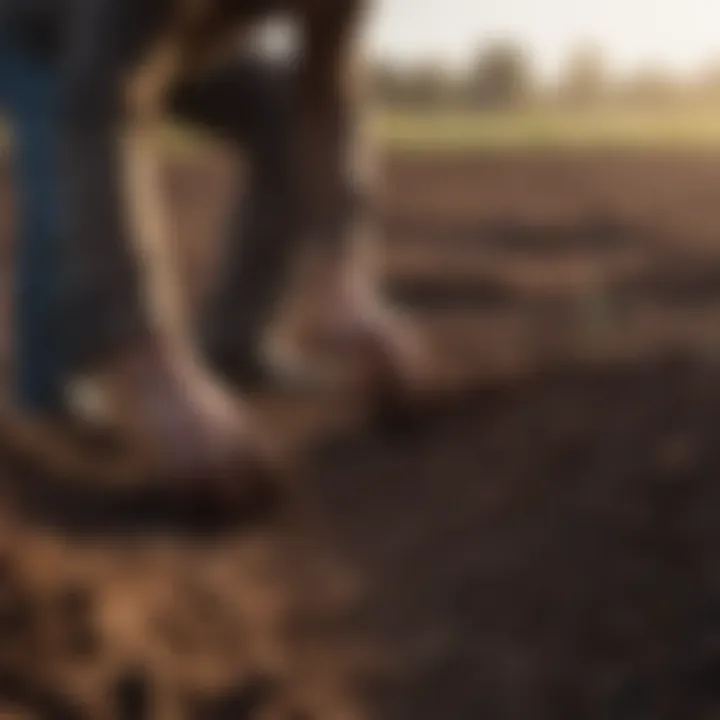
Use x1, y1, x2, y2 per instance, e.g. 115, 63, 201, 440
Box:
3, 150, 720, 718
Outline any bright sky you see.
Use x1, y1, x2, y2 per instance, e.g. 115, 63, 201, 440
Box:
365, 0, 720, 79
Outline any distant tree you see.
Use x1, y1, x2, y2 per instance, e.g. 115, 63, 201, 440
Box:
622, 66, 679, 105
368, 62, 406, 106
368, 61, 455, 108
558, 43, 607, 105
696, 60, 720, 99
466, 40, 534, 108
402, 63, 452, 106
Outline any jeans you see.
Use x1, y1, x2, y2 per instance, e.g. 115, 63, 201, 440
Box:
0, 31, 61, 412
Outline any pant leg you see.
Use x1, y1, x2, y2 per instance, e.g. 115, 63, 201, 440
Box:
169, 57, 296, 379
0, 35, 62, 412
54, 0, 173, 376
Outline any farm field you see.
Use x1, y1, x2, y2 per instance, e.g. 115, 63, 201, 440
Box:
116, 103, 720, 156
2, 148, 720, 717
374, 104, 720, 151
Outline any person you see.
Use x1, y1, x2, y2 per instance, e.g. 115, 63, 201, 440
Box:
0, 0, 428, 489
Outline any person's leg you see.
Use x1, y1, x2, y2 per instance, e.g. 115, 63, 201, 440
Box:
0, 36, 62, 413
284, 3, 431, 393
52, 0, 269, 488
170, 12, 428, 395
168, 57, 295, 387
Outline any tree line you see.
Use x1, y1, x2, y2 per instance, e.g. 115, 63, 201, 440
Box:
369, 41, 720, 110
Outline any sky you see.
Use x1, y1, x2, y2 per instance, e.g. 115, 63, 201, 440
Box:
364, 0, 720, 79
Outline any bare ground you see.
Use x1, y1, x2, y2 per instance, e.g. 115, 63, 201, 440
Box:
2, 150, 720, 718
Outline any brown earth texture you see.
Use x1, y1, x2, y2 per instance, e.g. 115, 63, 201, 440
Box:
3, 149, 720, 718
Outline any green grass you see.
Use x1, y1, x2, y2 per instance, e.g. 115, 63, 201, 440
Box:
371, 103, 720, 153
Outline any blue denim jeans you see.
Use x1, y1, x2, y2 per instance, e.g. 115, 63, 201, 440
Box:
0, 32, 60, 412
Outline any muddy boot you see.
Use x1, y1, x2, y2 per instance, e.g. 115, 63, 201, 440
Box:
272, 306, 447, 442
265, 261, 438, 404
62, 339, 276, 499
